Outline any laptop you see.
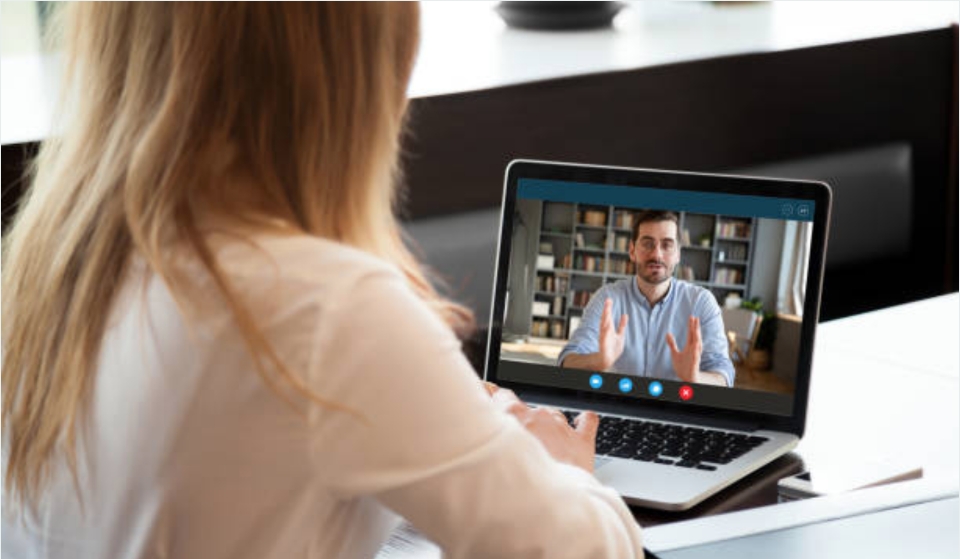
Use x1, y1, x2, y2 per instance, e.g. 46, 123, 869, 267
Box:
484, 160, 831, 511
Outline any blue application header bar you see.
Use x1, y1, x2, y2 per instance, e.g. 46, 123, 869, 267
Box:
518, 178, 815, 221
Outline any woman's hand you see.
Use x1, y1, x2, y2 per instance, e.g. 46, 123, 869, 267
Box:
485, 382, 599, 473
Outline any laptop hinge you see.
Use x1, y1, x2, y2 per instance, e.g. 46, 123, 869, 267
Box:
517, 389, 763, 433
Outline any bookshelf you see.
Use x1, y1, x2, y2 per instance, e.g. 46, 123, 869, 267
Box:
530, 202, 756, 340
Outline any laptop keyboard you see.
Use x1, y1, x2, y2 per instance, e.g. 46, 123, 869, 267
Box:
562, 411, 769, 471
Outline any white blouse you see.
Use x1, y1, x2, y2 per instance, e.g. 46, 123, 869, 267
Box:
2, 232, 643, 558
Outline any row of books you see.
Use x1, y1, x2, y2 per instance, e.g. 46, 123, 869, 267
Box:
714, 267, 745, 285
717, 244, 748, 261
575, 233, 643, 253
550, 295, 564, 316
530, 316, 584, 340
577, 209, 608, 227
531, 295, 565, 317
535, 274, 570, 293
544, 253, 642, 273
613, 210, 635, 230
537, 254, 575, 270
574, 253, 605, 272
532, 290, 606, 310
612, 234, 631, 252
574, 232, 605, 250
716, 221, 752, 238
571, 290, 593, 308
679, 266, 748, 285
575, 209, 642, 230
677, 265, 697, 281
542, 260, 742, 284
607, 259, 636, 275
531, 319, 565, 339
547, 213, 751, 240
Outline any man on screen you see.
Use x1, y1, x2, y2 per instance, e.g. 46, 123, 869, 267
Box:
559, 210, 734, 387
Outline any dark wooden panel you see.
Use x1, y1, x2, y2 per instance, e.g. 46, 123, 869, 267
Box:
401, 27, 958, 319
4, 28, 956, 321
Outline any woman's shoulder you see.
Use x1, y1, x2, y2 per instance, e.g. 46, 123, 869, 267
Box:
212, 231, 402, 298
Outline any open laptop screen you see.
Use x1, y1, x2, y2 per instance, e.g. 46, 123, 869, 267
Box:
487, 162, 829, 425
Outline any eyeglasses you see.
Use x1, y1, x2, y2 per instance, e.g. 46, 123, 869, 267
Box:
636, 237, 678, 255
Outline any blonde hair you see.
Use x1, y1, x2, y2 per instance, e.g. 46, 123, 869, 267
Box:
2, 2, 473, 509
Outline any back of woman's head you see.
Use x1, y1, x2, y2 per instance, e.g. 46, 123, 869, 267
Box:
62, 2, 419, 241
2, 2, 472, 510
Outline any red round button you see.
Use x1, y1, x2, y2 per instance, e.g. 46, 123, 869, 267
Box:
679, 385, 694, 401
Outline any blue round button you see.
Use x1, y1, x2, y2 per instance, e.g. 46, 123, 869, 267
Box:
648, 381, 663, 397
618, 378, 633, 393
589, 374, 603, 389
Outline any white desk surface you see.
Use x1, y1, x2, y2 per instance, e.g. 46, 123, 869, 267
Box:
2, 1, 957, 145
647, 291, 960, 554
643, 477, 958, 554
377, 294, 960, 557
796, 293, 960, 486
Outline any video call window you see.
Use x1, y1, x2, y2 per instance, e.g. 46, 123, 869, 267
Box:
499, 196, 814, 399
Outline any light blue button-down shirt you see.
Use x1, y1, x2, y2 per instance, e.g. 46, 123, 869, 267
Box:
558, 278, 735, 386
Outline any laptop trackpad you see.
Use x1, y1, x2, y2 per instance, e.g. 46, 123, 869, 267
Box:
594, 455, 614, 471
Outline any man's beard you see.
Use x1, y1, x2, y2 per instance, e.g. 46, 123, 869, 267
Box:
637, 259, 674, 285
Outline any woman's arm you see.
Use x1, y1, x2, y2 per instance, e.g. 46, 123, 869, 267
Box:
307, 271, 644, 558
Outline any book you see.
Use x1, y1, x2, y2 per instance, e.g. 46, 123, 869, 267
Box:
531, 301, 551, 316
536, 254, 554, 270
777, 457, 923, 502
551, 296, 564, 316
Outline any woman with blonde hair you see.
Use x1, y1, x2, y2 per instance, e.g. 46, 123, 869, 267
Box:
2, 3, 643, 557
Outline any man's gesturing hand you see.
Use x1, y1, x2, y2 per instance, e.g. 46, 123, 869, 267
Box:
598, 298, 628, 370
666, 315, 702, 383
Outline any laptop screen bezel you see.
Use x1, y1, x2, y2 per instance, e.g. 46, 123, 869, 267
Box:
484, 159, 832, 437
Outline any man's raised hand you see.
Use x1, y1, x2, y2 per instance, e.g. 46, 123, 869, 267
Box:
599, 298, 629, 370
666, 315, 702, 383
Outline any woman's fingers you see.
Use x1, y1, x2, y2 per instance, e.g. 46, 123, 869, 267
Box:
535, 407, 568, 424
519, 407, 597, 473
574, 411, 599, 438
491, 387, 527, 415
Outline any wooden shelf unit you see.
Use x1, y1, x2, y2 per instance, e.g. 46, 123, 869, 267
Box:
531, 203, 757, 339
